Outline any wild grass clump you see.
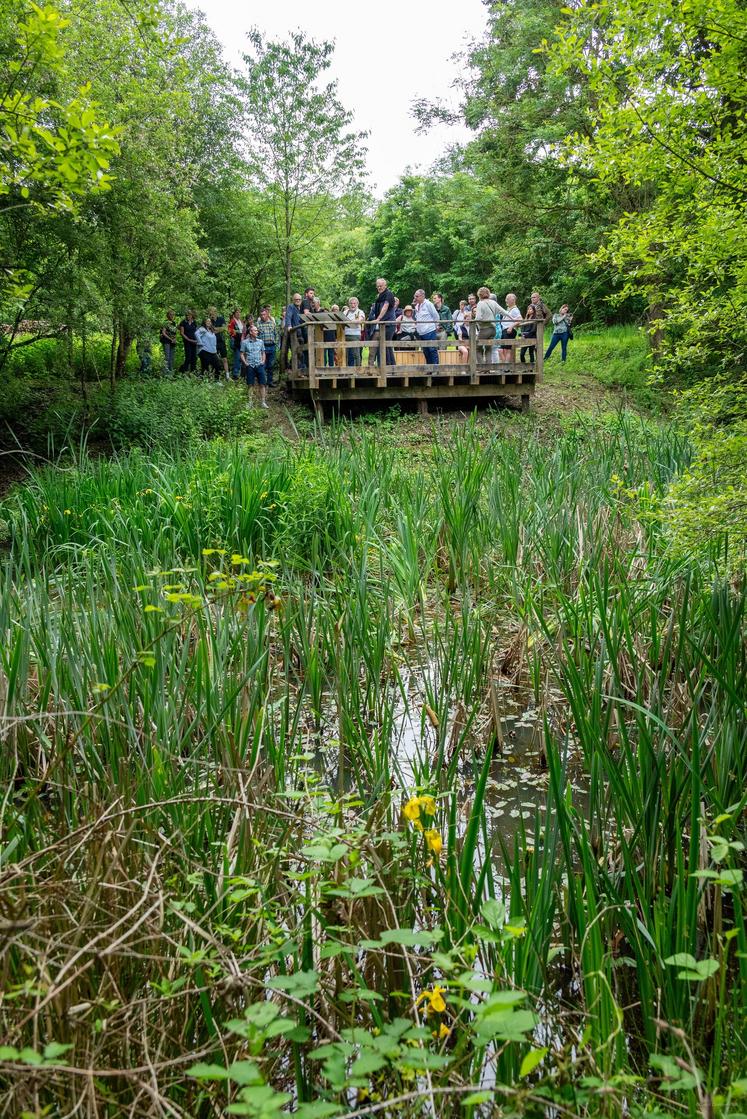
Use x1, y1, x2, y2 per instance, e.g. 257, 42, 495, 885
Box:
0, 411, 744, 1117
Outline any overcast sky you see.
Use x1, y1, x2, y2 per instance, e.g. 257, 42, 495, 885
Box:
186, 0, 485, 197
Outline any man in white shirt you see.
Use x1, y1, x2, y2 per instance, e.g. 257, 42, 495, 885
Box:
499, 292, 523, 361
343, 296, 365, 366
413, 289, 440, 365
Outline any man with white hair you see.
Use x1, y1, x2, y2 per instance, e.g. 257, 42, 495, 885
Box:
413, 289, 440, 365
372, 277, 396, 366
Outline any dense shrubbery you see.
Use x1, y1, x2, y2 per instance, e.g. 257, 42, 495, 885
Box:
0, 368, 265, 454
664, 375, 747, 575
106, 378, 260, 448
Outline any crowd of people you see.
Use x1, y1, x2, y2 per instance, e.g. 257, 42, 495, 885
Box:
156, 281, 574, 403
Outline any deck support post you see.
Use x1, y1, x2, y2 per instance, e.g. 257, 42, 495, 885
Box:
377, 324, 387, 387
307, 324, 317, 390
469, 321, 477, 384
521, 393, 530, 414
417, 399, 429, 415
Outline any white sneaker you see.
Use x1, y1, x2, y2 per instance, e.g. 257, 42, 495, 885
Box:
260, 401, 269, 409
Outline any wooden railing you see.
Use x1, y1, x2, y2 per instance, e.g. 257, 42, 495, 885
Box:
286, 318, 544, 390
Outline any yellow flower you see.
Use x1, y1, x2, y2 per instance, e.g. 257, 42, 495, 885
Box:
438, 1023, 451, 1040
403, 798, 422, 822
424, 829, 443, 857
404, 794, 437, 823
63, 509, 71, 515
418, 986, 447, 1015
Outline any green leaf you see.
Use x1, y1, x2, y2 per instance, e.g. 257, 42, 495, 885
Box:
227, 1060, 263, 1085
664, 954, 720, 981
520, 1046, 548, 1078
42, 1041, 72, 1062
378, 927, 442, 947
481, 898, 505, 930
267, 970, 319, 998
188, 1062, 231, 1080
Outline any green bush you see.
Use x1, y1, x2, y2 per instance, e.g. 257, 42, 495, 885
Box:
664, 374, 747, 574
105, 377, 261, 449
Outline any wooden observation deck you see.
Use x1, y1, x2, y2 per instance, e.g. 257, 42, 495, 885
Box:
285, 314, 544, 417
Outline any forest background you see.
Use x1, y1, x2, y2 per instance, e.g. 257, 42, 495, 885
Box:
1, 0, 746, 555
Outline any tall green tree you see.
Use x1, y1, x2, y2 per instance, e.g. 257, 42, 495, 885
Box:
415, 0, 641, 323
548, 0, 747, 375
0, 0, 119, 362
238, 29, 367, 307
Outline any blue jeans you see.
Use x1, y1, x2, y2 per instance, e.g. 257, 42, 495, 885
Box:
383, 323, 395, 367
419, 329, 439, 365
324, 345, 335, 367
264, 344, 276, 385
345, 343, 361, 366
544, 331, 568, 362
232, 345, 242, 378
162, 341, 176, 372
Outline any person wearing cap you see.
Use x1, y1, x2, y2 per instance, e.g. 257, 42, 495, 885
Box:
397, 304, 418, 340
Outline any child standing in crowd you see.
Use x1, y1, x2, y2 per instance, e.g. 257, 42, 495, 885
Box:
240, 325, 268, 408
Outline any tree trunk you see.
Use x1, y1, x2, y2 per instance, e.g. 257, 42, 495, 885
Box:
647, 301, 665, 361
115, 322, 133, 381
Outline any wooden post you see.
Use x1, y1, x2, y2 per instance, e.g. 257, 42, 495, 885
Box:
536, 321, 544, 382
469, 320, 477, 384
290, 330, 298, 374
307, 324, 317, 389
378, 322, 387, 387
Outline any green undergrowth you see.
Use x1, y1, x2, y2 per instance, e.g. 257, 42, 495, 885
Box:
0, 412, 745, 1117
0, 373, 274, 454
